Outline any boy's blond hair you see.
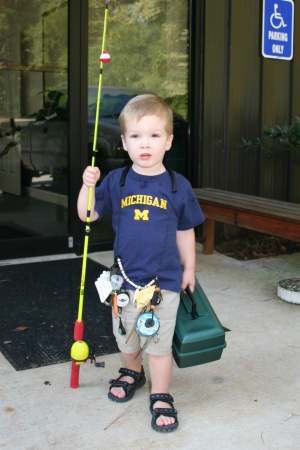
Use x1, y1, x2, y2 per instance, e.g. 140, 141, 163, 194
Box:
119, 94, 173, 135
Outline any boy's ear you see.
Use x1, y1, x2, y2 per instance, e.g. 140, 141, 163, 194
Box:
165, 134, 174, 152
121, 135, 127, 151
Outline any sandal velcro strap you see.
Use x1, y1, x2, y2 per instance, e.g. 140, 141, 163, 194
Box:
108, 366, 146, 403
108, 379, 128, 388
118, 367, 143, 382
151, 407, 178, 418
150, 393, 174, 406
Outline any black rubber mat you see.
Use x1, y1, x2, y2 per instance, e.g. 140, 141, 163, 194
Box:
0, 258, 118, 370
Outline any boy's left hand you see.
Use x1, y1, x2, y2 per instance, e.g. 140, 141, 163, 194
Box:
181, 269, 195, 293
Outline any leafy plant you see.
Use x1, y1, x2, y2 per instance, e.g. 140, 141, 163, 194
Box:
241, 116, 300, 157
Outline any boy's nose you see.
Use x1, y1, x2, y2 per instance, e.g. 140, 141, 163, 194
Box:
140, 137, 150, 147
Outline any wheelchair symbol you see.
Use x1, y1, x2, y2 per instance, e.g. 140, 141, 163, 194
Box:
270, 3, 287, 29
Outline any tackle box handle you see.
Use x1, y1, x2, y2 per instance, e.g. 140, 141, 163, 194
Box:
184, 286, 198, 319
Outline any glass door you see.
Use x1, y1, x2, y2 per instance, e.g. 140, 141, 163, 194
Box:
0, 1, 69, 257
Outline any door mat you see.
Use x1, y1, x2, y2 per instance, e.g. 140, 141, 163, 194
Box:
0, 258, 118, 370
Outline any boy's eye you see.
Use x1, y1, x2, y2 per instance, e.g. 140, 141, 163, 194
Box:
152, 133, 160, 138
130, 134, 139, 138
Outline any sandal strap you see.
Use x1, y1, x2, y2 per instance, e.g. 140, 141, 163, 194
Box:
109, 379, 133, 397
109, 366, 144, 386
119, 367, 144, 382
109, 379, 129, 388
152, 407, 178, 420
150, 393, 174, 409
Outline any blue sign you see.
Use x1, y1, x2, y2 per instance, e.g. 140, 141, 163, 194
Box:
262, 0, 294, 60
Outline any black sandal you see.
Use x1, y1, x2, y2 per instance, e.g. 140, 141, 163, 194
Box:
149, 393, 179, 432
108, 367, 146, 403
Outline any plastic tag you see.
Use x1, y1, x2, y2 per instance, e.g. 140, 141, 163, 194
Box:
95, 270, 112, 303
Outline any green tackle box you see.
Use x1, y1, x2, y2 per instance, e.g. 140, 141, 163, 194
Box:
173, 279, 226, 368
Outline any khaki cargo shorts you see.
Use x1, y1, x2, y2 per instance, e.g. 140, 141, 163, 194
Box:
112, 289, 180, 356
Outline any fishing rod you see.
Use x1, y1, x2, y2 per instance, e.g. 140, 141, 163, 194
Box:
70, 0, 110, 389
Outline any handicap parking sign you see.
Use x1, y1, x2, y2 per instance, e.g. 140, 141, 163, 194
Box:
262, 0, 294, 60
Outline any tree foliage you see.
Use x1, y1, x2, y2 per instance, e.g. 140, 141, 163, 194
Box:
89, 0, 188, 117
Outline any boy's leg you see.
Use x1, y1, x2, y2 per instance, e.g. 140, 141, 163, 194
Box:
110, 290, 145, 400
109, 351, 142, 400
145, 291, 180, 428
148, 353, 175, 427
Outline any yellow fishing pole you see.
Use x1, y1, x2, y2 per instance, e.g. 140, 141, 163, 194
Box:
70, 0, 110, 389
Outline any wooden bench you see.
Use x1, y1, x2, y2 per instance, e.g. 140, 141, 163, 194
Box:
193, 188, 300, 255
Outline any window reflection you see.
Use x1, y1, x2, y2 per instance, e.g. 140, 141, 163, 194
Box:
0, 1, 68, 238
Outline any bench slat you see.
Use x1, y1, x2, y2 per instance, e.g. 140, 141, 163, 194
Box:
193, 188, 300, 254
194, 188, 300, 222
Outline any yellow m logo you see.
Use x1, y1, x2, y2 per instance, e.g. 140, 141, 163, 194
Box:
134, 209, 149, 221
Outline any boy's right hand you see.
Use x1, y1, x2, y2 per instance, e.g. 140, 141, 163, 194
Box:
82, 166, 100, 188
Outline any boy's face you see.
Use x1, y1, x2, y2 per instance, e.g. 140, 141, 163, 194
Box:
121, 114, 173, 176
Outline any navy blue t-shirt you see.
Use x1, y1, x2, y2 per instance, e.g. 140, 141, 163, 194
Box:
95, 167, 205, 292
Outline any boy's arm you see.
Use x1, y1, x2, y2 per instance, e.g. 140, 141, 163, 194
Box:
176, 228, 196, 292
77, 166, 100, 222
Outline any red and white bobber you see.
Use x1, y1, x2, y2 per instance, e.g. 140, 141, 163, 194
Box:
100, 50, 111, 63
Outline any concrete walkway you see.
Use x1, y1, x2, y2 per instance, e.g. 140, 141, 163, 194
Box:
1, 244, 299, 449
